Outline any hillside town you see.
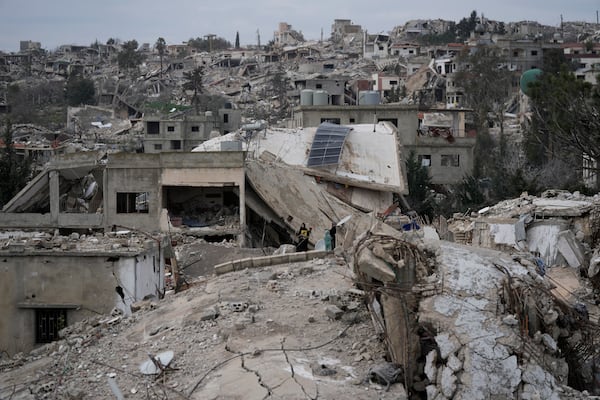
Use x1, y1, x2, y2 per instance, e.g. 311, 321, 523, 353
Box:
1, 11, 600, 399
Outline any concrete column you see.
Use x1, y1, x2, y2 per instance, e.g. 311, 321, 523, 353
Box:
49, 170, 60, 223
102, 167, 109, 231
238, 179, 246, 247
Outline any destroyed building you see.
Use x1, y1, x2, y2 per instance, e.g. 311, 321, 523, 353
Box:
142, 106, 241, 153
0, 230, 169, 356
0, 150, 247, 241
291, 103, 475, 185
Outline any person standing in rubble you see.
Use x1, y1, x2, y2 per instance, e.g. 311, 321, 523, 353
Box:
329, 221, 337, 249
324, 229, 332, 251
296, 223, 311, 251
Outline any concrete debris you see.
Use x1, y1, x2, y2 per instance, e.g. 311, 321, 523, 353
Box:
350, 214, 600, 398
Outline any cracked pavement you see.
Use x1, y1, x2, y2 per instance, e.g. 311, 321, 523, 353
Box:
0, 253, 407, 399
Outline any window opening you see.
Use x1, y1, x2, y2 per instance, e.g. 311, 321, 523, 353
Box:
36, 308, 67, 343
117, 192, 149, 213
441, 154, 460, 167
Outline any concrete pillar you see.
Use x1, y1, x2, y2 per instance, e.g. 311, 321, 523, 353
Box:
102, 167, 109, 231
238, 179, 246, 247
49, 170, 60, 223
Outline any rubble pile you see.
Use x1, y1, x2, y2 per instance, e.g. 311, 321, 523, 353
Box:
0, 255, 412, 400
0, 230, 159, 254
351, 220, 600, 398
445, 191, 600, 301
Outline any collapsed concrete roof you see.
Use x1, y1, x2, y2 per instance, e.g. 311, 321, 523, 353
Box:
191, 122, 407, 247
245, 123, 407, 194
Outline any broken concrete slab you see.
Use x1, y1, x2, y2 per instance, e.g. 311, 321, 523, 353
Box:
357, 247, 396, 282
556, 230, 586, 268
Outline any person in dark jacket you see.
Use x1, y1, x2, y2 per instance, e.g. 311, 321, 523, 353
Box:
329, 222, 337, 249
296, 223, 311, 251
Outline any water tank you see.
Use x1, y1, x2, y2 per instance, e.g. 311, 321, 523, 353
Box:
313, 90, 329, 106
359, 90, 381, 105
300, 89, 314, 106
520, 68, 542, 96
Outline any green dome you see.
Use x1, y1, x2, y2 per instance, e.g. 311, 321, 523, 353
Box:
520, 68, 543, 96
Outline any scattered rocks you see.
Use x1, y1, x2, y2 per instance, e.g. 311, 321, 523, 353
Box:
325, 305, 343, 320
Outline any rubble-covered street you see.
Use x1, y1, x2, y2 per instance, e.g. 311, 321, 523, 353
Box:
0, 252, 408, 400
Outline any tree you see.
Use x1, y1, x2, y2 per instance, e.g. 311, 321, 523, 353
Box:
65, 75, 95, 106
235, 31, 240, 49
268, 64, 290, 122
187, 36, 231, 52
155, 37, 166, 79
405, 151, 435, 219
183, 66, 205, 114
526, 65, 600, 188
456, 10, 478, 41
455, 46, 512, 177
117, 40, 144, 74
0, 118, 31, 207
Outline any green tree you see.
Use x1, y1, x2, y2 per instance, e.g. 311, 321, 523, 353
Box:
65, 75, 95, 106
117, 40, 144, 74
456, 175, 486, 211
183, 66, 205, 114
155, 37, 166, 78
456, 10, 478, 41
0, 119, 31, 207
187, 36, 231, 52
405, 151, 435, 219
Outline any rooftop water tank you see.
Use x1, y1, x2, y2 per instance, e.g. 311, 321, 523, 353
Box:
300, 89, 314, 106
359, 90, 380, 105
313, 90, 329, 106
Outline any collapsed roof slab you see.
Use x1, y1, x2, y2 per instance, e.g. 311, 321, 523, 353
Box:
245, 159, 372, 246
247, 123, 407, 194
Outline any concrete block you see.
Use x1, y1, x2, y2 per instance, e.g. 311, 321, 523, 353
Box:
556, 230, 585, 268
269, 254, 291, 266
357, 247, 396, 282
325, 305, 343, 320
289, 252, 308, 262
200, 307, 219, 321
215, 261, 234, 275
251, 256, 271, 268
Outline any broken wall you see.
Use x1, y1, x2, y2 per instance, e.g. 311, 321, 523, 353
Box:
0, 242, 164, 355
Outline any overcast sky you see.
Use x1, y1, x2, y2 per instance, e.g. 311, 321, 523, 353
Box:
0, 0, 598, 52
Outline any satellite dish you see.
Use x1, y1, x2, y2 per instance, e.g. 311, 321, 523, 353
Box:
336, 215, 352, 226
139, 351, 174, 375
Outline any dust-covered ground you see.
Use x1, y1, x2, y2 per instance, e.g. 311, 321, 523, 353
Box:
0, 243, 408, 399
174, 237, 277, 278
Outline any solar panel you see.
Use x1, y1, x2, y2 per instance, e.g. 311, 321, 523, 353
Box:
306, 123, 351, 167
